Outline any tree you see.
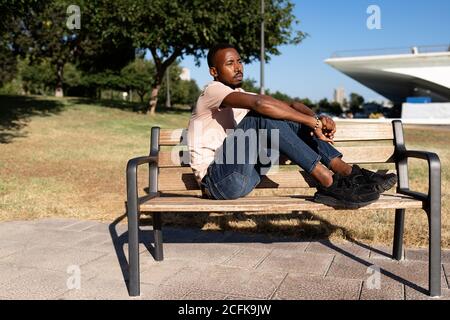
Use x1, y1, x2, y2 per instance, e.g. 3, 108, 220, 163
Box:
241, 78, 260, 93
297, 98, 314, 108
329, 101, 343, 116
20, 57, 83, 95
6, 0, 135, 97
318, 98, 331, 114
0, 0, 45, 86
121, 58, 155, 102
21, 58, 56, 94
8, 0, 83, 97
350, 92, 365, 113
95, 0, 305, 115
269, 90, 292, 102
0, 45, 17, 86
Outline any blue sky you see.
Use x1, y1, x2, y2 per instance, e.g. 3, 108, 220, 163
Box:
179, 0, 450, 102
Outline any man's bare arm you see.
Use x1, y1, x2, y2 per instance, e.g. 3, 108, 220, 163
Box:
290, 101, 315, 117
222, 92, 318, 129
221, 92, 333, 143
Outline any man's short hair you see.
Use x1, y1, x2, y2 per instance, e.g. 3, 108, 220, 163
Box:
207, 43, 236, 68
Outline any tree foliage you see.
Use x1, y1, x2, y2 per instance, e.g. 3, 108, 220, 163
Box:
120, 58, 155, 102
350, 92, 365, 113
2, 0, 305, 110
93, 0, 305, 114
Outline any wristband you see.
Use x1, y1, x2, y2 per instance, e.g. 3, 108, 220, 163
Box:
313, 116, 321, 130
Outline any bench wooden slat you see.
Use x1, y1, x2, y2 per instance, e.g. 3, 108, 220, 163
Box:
157, 145, 395, 167
139, 193, 422, 212
159, 122, 394, 146
158, 167, 397, 191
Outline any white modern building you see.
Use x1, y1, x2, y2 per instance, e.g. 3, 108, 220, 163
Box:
325, 45, 450, 104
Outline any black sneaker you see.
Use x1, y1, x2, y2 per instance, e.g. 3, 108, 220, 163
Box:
313, 173, 380, 209
351, 165, 397, 193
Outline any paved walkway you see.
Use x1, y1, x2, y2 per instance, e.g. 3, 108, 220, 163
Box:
0, 218, 449, 300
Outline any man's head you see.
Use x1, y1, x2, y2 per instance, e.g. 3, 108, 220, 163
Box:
207, 43, 243, 89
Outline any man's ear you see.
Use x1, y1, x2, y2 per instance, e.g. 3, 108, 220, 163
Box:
209, 67, 218, 78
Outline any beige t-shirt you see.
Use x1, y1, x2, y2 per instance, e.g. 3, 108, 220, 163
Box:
187, 81, 250, 185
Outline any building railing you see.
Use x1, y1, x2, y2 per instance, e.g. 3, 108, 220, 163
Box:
330, 44, 450, 58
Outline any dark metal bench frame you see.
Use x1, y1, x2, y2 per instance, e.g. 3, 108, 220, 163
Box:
125, 120, 442, 297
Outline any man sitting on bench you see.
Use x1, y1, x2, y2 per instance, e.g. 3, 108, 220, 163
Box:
187, 43, 397, 208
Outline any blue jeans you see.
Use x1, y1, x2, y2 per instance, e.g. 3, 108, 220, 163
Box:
201, 111, 342, 200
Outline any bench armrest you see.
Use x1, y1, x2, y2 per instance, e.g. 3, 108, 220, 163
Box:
126, 155, 159, 214
396, 149, 441, 206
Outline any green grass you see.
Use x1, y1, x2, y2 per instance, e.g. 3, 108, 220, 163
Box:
0, 94, 448, 248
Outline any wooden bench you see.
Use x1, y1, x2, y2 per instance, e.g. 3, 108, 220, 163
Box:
125, 120, 442, 297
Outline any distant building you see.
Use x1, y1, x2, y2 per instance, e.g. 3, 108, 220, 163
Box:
180, 67, 191, 81
333, 87, 345, 105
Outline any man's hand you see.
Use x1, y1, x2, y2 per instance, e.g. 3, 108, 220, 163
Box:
319, 115, 336, 140
313, 118, 334, 144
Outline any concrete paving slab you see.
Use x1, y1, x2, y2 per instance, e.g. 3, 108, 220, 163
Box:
0, 240, 35, 259
0, 218, 448, 300
226, 241, 309, 252
373, 259, 448, 288
57, 277, 130, 300
29, 218, 81, 230
0, 264, 37, 285
60, 220, 106, 232
405, 286, 450, 300
0, 223, 40, 242
326, 254, 380, 281
256, 250, 334, 276
219, 232, 309, 252
0, 269, 70, 300
0, 245, 107, 273
405, 248, 450, 263
22, 229, 102, 248
305, 240, 370, 258
82, 222, 128, 235
225, 295, 264, 300
326, 254, 447, 291
73, 234, 148, 256
444, 264, 450, 289
70, 233, 118, 253
272, 273, 361, 300
140, 259, 202, 287
77, 253, 129, 282
139, 283, 191, 300
184, 290, 228, 300
223, 247, 272, 269
162, 265, 287, 299
163, 243, 241, 264
369, 245, 405, 260
359, 281, 404, 300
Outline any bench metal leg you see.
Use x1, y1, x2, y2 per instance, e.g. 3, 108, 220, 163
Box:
392, 208, 405, 260
127, 204, 140, 297
153, 213, 164, 261
428, 206, 441, 297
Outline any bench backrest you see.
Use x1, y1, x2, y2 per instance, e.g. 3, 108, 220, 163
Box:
153, 122, 397, 196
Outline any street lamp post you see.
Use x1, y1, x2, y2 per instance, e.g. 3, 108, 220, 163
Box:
166, 66, 171, 108
260, 0, 265, 95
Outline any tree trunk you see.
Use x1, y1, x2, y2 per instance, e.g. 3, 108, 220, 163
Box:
148, 84, 161, 115
147, 47, 182, 115
55, 63, 64, 97
138, 92, 144, 103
